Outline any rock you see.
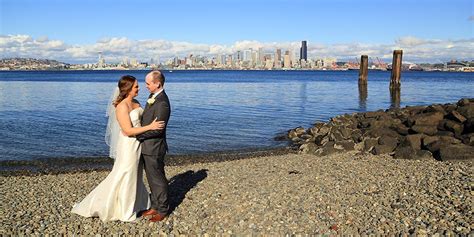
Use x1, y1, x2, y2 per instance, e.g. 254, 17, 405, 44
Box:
307, 126, 319, 136
335, 140, 355, 151
457, 98, 470, 106
372, 144, 396, 155
393, 146, 418, 159
363, 137, 379, 151
317, 126, 330, 137
295, 127, 306, 136
314, 141, 338, 156
288, 130, 298, 140
405, 105, 426, 116
436, 144, 474, 161
464, 118, 474, 134
410, 112, 444, 126
417, 150, 434, 159
350, 130, 363, 143
328, 130, 344, 142
457, 104, 474, 119
300, 134, 313, 140
403, 134, 425, 150
447, 110, 467, 123
392, 124, 410, 136
438, 135, 462, 144
423, 104, 447, 115
436, 131, 454, 137
410, 125, 438, 136
393, 146, 432, 159
339, 127, 352, 139
364, 110, 385, 118
424, 140, 442, 153
366, 127, 400, 138
378, 135, 399, 148
368, 120, 388, 129
460, 133, 474, 146
314, 135, 327, 146
299, 143, 318, 154
443, 120, 463, 136
422, 136, 440, 147
443, 104, 457, 114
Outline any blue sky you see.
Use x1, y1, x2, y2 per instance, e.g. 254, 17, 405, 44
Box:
1, 0, 473, 62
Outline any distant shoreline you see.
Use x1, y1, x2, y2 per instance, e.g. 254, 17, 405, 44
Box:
1, 69, 472, 72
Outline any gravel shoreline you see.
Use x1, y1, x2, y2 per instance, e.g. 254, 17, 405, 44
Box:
0, 147, 291, 176
1, 151, 472, 235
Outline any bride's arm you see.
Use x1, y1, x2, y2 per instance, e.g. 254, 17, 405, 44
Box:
116, 103, 164, 137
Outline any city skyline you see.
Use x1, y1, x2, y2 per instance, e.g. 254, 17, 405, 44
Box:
1, 0, 473, 63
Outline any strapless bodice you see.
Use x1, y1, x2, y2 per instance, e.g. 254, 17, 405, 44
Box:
129, 107, 143, 127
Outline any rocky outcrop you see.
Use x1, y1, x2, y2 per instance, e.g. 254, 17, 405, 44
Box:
286, 98, 474, 161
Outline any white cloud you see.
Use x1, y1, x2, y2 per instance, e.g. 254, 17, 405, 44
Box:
0, 34, 472, 63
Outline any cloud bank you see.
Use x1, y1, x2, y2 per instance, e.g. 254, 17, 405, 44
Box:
0, 34, 472, 63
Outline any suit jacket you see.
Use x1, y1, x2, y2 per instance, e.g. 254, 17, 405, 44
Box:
136, 91, 171, 156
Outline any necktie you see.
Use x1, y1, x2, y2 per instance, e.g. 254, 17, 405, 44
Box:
148, 93, 154, 99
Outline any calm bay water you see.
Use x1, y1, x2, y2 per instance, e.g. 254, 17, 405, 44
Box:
0, 70, 473, 161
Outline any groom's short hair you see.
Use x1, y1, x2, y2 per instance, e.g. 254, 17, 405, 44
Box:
149, 70, 165, 85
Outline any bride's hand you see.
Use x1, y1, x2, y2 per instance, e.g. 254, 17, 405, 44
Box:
148, 118, 165, 130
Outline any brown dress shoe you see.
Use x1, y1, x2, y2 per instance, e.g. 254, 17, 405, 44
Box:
140, 209, 158, 217
149, 213, 167, 222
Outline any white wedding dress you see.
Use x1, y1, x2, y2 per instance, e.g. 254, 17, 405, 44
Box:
71, 107, 150, 222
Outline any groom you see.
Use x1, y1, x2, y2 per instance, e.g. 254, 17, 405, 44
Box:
136, 70, 171, 222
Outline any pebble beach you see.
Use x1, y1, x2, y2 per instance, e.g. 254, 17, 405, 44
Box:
1, 151, 472, 235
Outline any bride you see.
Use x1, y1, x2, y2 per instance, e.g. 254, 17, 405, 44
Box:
71, 75, 165, 222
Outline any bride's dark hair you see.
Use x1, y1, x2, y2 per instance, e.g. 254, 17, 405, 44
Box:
113, 75, 137, 107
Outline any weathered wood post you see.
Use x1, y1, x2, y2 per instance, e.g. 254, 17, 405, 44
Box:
359, 83, 368, 110
358, 55, 368, 85
390, 50, 403, 89
390, 87, 401, 108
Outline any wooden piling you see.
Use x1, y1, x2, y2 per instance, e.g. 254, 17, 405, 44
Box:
390, 87, 401, 108
390, 50, 403, 89
359, 84, 368, 110
358, 55, 368, 85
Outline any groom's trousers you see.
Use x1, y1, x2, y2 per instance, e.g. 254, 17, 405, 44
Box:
142, 154, 169, 215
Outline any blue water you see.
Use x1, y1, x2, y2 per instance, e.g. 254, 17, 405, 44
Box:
0, 70, 473, 160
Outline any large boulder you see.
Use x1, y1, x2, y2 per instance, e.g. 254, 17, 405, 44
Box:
436, 144, 474, 161
447, 110, 467, 123
391, 123, 410, 135
457, 104, 474, 119
407, 111, 444, 127
443, 120, 464, 136
365, 127, 400, 138
393, 146, 432, 159
410, 125, 438, 135
423, 104, 447, 115
402, 134, 425, 150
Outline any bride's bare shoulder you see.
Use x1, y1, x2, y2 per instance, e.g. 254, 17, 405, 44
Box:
116, 101, 129, 113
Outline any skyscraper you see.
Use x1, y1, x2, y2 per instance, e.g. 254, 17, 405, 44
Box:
275, 49, 282, 63
300, 41, 307, 61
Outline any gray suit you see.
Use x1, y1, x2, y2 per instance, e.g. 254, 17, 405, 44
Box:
136, 90, 170, 215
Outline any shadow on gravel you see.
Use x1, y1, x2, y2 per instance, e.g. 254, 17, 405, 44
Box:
168, 169, 208, 214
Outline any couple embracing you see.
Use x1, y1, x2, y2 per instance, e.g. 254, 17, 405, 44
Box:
71, 71, 171, 222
